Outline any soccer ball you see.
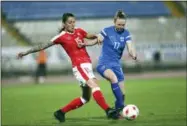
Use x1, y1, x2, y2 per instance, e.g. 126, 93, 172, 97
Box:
122, 104, 139, 120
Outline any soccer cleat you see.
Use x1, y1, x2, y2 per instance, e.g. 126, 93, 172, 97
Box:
117, 107, 125, 119
106, 108, 121, 119
111, 105, 125, 119
118, 106, 125, 111
54, 109, 65, 122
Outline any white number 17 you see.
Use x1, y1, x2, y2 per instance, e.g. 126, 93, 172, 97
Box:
114, 42, 120, 49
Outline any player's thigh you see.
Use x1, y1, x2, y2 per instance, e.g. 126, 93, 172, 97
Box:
72, 63, 95, 87
104, 69, 118, 83
96, 64, 118, 83
40, 64, 46, 76
37, 64, 44, 76
96, 64, 108, 78
112, 66, 125, 82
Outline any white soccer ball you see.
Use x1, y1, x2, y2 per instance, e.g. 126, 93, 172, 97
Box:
122, 104, 139, 120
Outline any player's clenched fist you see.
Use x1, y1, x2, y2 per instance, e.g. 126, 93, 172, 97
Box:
97, 35, 103, 45
17, 52, 26, 59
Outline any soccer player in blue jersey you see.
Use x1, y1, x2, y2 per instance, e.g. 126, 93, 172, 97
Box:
78, 10, 138, 110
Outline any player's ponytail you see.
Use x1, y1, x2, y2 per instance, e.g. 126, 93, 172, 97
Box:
114, 10, 127, 22
59, 13, 75, 33
59, 27, 65, 33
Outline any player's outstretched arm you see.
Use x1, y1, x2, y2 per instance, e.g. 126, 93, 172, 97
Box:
86, 33, 105, 46
17, 42, 55, 59
86, 33, 97, 39
84, 39, 98, 46
126, 41, 137, 60
77, 39, 98, 48
77, 33, 104, 47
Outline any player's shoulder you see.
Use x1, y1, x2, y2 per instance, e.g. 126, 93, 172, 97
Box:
123, 29, 131, 36
123, 29, 132, 40
124, 29, 130, 34
103, 26, 114, 31
51, 31, 66, 42
56, 31, 66, 37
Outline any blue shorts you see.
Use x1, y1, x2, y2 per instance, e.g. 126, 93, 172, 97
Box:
96, 64, 124, 82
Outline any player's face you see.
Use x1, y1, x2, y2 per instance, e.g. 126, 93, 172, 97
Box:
114, 18, 126, 32
64, 17, 76, 33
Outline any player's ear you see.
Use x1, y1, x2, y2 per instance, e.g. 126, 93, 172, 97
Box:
113, 17, 117, 23
113, 19, 116, 24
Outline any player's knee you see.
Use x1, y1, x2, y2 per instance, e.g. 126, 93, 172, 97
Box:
86, 78, 99, 88
109, 76, 118, 83
104, 70, 118, 83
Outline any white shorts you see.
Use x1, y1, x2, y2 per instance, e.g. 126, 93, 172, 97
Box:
72, 63, 95, 86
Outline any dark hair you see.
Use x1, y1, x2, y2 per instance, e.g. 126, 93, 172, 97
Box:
62, 13, 75, 23
59, 13, 75, 33
114, 10, 127, 21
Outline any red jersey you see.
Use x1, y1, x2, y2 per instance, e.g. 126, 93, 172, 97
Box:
50, 28, 91, 67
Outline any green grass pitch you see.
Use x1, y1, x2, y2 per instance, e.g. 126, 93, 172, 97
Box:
2, 77, 186, 126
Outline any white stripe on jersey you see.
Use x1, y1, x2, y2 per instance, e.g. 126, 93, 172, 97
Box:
50, 31, 66, 42
125, 35, 131, 39
126, 40, 132, 43
101, 29, 107, 36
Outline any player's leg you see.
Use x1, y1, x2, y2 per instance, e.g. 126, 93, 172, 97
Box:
96, 65, 124, 109
81, 85, 91, 102
35, 64, 40, 84
86, 78, 120, 119
86, 78, 110, 110
39, 64, 45, 83
78, 63, 120, 119
42, 63, 47, 81
113, 66, 126, 107
60, 85, 91, 112
118, 81, 125, 105
54, 85, 91, 122
54, 68, 92, 123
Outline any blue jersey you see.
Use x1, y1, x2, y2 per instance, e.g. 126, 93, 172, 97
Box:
98, 26, 132, 66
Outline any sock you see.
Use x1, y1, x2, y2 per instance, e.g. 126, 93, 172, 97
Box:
92, 87, 110, 111
61, 97, 86, 113
122, 94, 126, 106
111, 83, 124, 108
115, 94, 126, 108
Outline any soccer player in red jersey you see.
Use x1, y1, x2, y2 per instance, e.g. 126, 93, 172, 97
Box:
17, 13, 120, 122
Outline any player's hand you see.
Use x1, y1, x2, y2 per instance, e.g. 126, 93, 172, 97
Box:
17, 52, 26, 59
97, 36, 102, 45
133, 56, 140, 63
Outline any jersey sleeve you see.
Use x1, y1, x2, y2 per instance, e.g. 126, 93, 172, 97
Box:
100, 28, 108, 38
78, 28, 87, 38
50, 31, 65, 44
50, 35, 60, 44
125, 30, 132, 43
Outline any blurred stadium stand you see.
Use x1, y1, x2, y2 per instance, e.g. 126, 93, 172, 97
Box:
1, 1, 186, 45
11, 18, 186, 44
2, 1, 171, 20
1, 1, 186, 78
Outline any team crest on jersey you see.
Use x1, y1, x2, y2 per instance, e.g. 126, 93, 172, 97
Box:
120, 37, 124, 42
